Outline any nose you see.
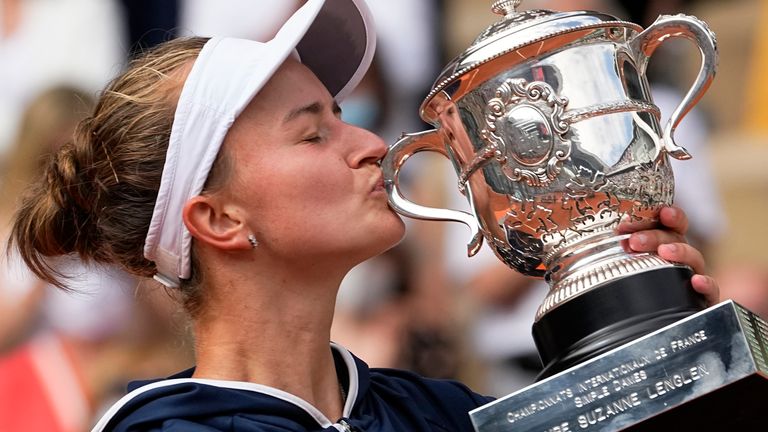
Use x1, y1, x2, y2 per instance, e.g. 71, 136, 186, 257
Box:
346, 124, 388, 168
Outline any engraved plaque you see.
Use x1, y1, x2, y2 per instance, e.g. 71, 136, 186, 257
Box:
470, 301, 768, 431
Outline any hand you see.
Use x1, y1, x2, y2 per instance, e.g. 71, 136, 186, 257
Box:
617, 206, 719, 305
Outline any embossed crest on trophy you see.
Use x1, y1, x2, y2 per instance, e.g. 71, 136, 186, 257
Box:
383, 0, 718, 377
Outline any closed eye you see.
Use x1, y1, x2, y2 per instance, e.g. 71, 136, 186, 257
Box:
302, 128, 329, 144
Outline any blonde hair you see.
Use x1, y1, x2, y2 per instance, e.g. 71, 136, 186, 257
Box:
9, 37, 214, 311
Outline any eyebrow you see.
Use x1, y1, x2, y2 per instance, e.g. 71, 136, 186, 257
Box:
283, 100, 342, 124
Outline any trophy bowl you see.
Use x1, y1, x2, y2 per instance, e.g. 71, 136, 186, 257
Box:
382, 0, 717, 377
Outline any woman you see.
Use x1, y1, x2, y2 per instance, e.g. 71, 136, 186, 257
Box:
8, 0, 718, 431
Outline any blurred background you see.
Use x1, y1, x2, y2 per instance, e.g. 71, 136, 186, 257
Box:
0, 0, 766, 430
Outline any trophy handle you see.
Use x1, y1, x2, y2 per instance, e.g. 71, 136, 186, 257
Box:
382, 129, 484, 257
629, 14, 718, 160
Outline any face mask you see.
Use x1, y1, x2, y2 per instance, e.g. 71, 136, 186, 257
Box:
341, 92, 381, 131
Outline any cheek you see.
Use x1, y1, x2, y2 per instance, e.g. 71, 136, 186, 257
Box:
252, 162, 354, 222
291, 163, 352, 204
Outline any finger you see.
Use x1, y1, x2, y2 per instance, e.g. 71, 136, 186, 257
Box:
658, 206, 688, 236
627, 230, 687, 253
691, 274, 720, 306
658, 243, 706, 275
617, 207, 690, 235
616, 216, 659, 234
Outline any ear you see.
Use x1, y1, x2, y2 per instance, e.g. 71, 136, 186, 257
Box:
182, 195, 252, 251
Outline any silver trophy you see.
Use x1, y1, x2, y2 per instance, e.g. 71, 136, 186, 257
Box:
384, 0, 715, 375
384, 1, 768, 430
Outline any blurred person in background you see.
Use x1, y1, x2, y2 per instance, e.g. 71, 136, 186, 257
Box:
0, 0, 125, 160
6, 1, 718, 430
0, 86, 192, 432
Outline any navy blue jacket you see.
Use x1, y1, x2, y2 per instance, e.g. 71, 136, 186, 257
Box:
91, 344, 494, 431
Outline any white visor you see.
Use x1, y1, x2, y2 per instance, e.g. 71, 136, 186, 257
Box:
143, 0, 376, 288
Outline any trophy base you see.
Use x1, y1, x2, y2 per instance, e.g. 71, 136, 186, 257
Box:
533, 267, 706, 378
627, 373, 767, 430
470, 301, 768, 431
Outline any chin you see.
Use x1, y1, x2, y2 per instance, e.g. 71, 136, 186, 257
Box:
363, 220, 406, 259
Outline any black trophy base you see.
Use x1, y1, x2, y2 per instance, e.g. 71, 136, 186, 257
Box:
533, 267, 707, 378
469, 301, 768, 431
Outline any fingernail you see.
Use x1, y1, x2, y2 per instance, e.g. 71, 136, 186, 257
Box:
667, 207, 679, 219
659, 244, 677, 255
634, 233, 649, 247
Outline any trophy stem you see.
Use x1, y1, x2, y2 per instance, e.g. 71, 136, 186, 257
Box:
532, 266, 706, 379
537, 221, 681, 322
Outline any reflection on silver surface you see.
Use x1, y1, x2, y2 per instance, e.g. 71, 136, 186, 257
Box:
382, 3, 718, 321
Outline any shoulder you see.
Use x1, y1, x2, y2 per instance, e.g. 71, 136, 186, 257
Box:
91, 378, 229, 431
91, 377, 313, 432
366, 367, 494, 428
335, 345, 494, 431
369, 367, 493, 405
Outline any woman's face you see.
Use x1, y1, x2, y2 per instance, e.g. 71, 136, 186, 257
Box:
218, 59, 405, 267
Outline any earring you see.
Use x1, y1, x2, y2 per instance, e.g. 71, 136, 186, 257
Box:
248, 234, 259, 249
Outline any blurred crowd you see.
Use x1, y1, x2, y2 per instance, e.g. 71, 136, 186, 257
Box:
1, 0, 767, 430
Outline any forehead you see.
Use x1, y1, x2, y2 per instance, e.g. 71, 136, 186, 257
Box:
238, 59, 332, 124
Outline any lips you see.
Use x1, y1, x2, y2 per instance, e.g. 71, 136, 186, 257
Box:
372, 174, 385, 192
